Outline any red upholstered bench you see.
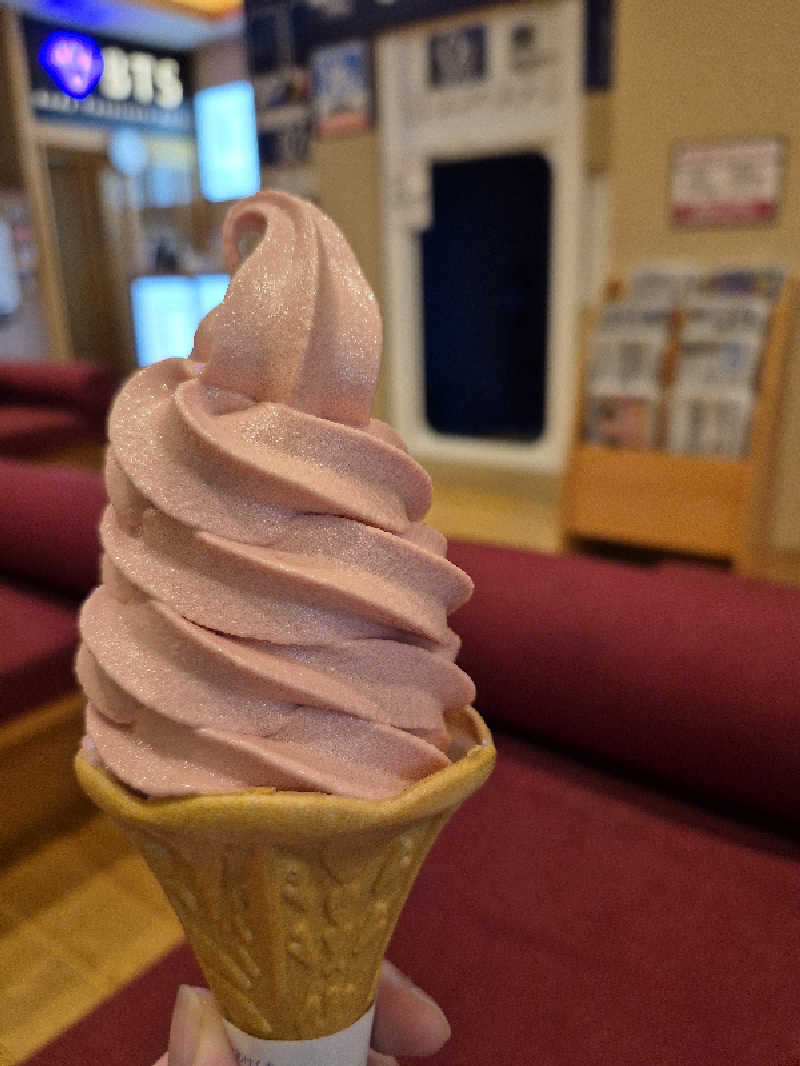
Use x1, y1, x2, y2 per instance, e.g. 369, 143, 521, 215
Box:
21, 544, 800, 1066
448, 541, 800, 823
0, 360, 118, 461
23, 733, 800, 1066
0, 404, 103, 457
0, 458, 106, 845
0, 581, 79, 722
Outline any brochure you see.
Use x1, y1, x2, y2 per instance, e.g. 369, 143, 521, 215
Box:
584, 391, 661, 450
666, 387, 754, 458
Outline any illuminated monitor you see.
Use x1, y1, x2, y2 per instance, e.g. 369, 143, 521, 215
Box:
194, 80, 260, 203
130, 274, 229, 366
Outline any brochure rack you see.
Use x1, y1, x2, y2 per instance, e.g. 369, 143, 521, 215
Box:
560, 276, 797, 573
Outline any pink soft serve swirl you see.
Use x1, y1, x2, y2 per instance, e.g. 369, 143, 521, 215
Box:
78, 191, 475, 801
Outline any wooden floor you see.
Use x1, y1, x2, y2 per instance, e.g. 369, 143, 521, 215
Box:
0, 815, 183, 1064
0, 482, 561, 1064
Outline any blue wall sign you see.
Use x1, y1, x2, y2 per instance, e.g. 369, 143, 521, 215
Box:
23, 16, 193, 132
38, 31, 104, 100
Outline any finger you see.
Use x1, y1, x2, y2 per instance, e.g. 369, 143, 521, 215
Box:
167, 985, 237, 1066
368, 1052, 398, 1066
372, 960, 451, 1057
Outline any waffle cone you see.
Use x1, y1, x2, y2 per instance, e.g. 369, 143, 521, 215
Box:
75, 706, 494, 1041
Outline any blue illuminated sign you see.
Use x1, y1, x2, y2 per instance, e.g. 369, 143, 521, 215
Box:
39, 30, 104, 100
131, 275, 230, 366
195, 81, 260, 203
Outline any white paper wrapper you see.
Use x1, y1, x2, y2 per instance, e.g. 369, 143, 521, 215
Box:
223, 1003, 376, 1066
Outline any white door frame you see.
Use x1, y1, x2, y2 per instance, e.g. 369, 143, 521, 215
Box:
378, 0, 583, 473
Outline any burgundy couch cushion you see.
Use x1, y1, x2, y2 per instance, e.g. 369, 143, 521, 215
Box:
0, 405, 101, 455
0, 458, 105, 596
0, 361, 119, 421
390, 733, 800, 1066
0, 581, 80, 723
24, 734, 800, 1065
448, 541, 800, 822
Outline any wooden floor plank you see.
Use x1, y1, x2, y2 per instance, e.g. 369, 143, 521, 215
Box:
0, 814, 181, 1062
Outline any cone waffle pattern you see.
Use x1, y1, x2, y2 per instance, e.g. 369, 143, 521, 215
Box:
126, 804, 452, 1039
75, 706, 494, 1041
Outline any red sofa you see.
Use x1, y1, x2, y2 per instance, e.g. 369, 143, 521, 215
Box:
0, 360, 118, 458
0, 458, 106, 720
0, 458, 106, 846
18, 541, 800, 1066
0, 360, 116, 732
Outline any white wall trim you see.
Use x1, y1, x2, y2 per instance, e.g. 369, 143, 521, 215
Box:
378, 0, 584, 473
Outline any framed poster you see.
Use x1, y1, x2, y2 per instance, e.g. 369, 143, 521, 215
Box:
428, 24, 487, 88
670, 137, 785, 227
311, 39, 371, 135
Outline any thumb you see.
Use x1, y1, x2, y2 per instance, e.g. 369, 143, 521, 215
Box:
167, 985, 237, 1066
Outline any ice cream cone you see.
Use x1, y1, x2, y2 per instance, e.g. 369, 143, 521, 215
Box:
74, 705, 494, 1044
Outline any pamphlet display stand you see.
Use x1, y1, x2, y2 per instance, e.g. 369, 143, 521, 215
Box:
560, 277, 797, 574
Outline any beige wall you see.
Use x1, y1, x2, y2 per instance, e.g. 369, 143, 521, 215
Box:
613, 1, 800, 272
612, 0, 800, 552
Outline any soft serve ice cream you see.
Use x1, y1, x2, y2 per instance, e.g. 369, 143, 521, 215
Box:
77, 191, 475, 801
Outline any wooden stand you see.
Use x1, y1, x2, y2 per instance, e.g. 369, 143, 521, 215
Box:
560, 278, 797, 574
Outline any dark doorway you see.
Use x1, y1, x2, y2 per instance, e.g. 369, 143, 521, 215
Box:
421, 152, 551, 441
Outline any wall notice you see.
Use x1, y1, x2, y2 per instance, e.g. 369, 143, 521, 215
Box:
669, 138, 784, 227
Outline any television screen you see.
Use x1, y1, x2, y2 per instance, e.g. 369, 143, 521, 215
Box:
195, 80, 260, 203
130, 274, 229, 366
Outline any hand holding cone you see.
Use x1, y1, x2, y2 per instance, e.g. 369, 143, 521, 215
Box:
76, 707, 494, 1053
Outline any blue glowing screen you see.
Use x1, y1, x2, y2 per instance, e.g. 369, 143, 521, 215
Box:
194, 81, 260, 203
130, 274, 229, 367
39, 31, 104, 100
